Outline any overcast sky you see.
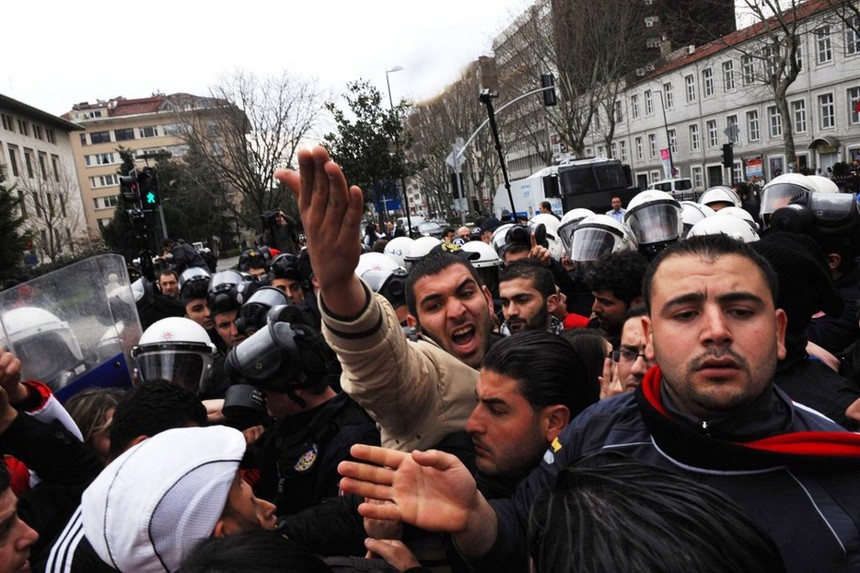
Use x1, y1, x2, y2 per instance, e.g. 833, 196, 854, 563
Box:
4, 0, 532, 118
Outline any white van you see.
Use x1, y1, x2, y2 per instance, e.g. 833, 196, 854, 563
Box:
648, 178, 696, 200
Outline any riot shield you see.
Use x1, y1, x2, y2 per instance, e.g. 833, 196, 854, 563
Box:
0, 254, 142, 402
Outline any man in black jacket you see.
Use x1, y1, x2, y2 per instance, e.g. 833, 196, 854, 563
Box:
340, 235, 860, 573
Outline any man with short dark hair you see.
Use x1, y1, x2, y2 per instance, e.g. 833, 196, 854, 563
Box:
340, 234, 860, 571
607, 306, 652, 396
497, 260, 562, 335
0, 463, 39, 573
275, 148, 494, 452
585, 250, 648, 347
157, 269, 180, 300
605, 196, 625, 223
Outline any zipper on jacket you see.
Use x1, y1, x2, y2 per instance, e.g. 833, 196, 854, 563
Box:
700, 420, 710, 436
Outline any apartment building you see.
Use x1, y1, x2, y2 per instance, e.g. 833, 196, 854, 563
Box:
593, 0, 860, 190
0, 94, 88, 263
63, 93, 229, 237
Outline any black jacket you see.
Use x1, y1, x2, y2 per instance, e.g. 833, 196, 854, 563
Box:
252, 392, 379, 516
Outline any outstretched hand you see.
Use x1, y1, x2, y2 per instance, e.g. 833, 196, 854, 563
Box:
339, 444, 481, 534
528, 233, 551, 266
274, 147, 366, 316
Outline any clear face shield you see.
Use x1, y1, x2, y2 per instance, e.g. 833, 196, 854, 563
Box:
15, 331, 84, 390
132, 342, 214, 394
625, 204, 682, 245
760, 184, 811, 228
571, 226, 621, 263
225, 321, 304, 391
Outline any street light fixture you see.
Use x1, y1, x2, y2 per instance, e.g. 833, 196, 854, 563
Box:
385, 66, 412, 236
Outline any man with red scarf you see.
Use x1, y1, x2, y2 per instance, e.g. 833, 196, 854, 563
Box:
341, 234, 860, 572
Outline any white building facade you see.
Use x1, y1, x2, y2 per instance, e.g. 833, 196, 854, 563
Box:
584, 1, 860, 191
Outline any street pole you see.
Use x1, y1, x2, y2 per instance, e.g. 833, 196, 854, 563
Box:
657, 90, 675, 178
386, 66, 412, 236
479, 90, 517, 219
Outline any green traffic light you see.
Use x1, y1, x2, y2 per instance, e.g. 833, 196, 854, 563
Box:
146, 192, 156, 204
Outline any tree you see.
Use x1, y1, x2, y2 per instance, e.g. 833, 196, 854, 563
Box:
408, 60, 501, 220
324, 80, 421, 223
0, 166, 28, 283
494, 0, 650, 160
179, 70, 326, 232
14, 158, 90, 264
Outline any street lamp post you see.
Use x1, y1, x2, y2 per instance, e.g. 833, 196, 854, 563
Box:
386, 65, 412, 237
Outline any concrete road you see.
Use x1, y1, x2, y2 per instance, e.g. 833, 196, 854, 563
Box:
217, 255, 240, 272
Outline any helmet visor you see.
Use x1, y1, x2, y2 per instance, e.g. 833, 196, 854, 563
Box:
135, 350, 209, 393
760, 183, 810, 217
809, 192, 857, 226
626, 205, 681, 244
16, 333, 81, 390
571, 227, 620, 262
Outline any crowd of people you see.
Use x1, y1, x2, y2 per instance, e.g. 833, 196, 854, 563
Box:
3, 145, 860, 572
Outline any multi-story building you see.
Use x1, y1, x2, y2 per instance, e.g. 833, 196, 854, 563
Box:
0, 94, 88, 263
63, 93, 231, 237
590, 0, 860, 190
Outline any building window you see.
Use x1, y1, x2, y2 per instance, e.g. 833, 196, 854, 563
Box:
816, 25, 832, 64
689, 124, 700, 151
849, 87, 860, 125
663, 83, 674, 109
702, 68, 714, 97
848, 17, 860, 55
635, 136, 643, 160
89, 174, 120, 188
761, 45, 775, 79
17, 191, 27, 217
707, 119, 718, 148
46, 128, 56, 144
138, 126, 158, 138
89, 131, 111, 144
85, 152, 116, 167
742, 55, 755, 85
768, 105, 782, 137
685, 74, 697, 103
726, 115, 739, 144
722, 60, 735, 91
792, 100, 807, 133
1, 114, 13, 131
619, 140, 627, 162
24, 151, 34, 178
80, 134, 87, 146
819, 93, 835, 129
93, 195, 120, 209
668, 129, 677, 154
631, 94, 639, 119
38, 153, 47, 179
692, 166, 704, 189
7, 146, 19, 177
747, 110, 760, 141
17, 120, 29, 137
645, 90, 653, 115
114, 128, 135, 141
32, 193, 42, 217
611, 143, 618, 159
163, 123, 183, 136
648, 133, 657, 158
614, 101, 622, 122
51, 155, 60, 182
33, 125, 43, 140
597, 144, 605, 157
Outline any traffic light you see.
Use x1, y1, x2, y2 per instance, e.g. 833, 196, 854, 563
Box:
541, 73, 557, 107
721, 143, 734, 168
119, 169, 139, 203
138, 167, 160, 207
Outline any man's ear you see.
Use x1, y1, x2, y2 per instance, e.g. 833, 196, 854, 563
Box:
827, 253, 841, 271
541, 405, 571, 443
406, 314, 419, 329
641, 315, 655, 360
546, 293, 560, 315
211, 519, 228, 538
482, 285, 494, 316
